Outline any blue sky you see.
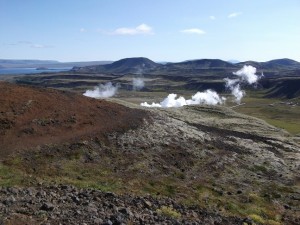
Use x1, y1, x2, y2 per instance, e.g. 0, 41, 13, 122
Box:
1, 0, 299, 62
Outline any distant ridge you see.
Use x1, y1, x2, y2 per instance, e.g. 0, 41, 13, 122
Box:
0, 59, 113, 69
236, 61, 262, 69
72, 57, 300, 76
3, 57, 300, 74
263, 58, 300, 69
237, 58, 300, 70
227, 60, 240, 64
73, 57, 160, 74
171, 59, 237, 69
0, 59, 59, 68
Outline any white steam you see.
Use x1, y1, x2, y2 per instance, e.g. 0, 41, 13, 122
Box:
225, 65, 261, 103
141, 90, 225, 108
83, 82, 119, 98
132, 77, 145, 91
233, 65, 259, 84
141, 65, 262, 108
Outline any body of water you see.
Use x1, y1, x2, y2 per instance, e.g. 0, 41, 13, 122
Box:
0, 67, 72, 75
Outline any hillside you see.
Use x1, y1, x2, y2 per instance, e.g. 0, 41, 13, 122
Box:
170, 59, 237, 69
73, 57, 160, 74
263, 59, 300, 70
0, 82, 299, 224
265, 77, 300, 98
237, 58, 300, 71
0, 82, 147, 156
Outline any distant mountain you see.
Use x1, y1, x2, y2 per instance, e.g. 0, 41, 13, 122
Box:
0, 59, 59, 64
237, 58, 300, 70
227, 59, 240, 64
0, 59, 112, 69
237, 61, 263, 69
74, 57, 160, 74
262, 58, 300, 70
170, 59, 237, 69
0, 59, 59, 68
73, 57, 300, 77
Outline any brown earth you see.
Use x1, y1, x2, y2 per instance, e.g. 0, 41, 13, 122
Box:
0, 82, 148, 158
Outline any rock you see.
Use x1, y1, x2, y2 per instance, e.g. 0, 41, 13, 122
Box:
3, 196, 16, 205
119, 207, 133, 217
102, 220, 113, 225
93, 218, 103, 224
88, 207, 98, 214
40, 202, 55, 211
143, 200, 152, 208
236, 190, 242, 194
0, 186, 247, 224
72, 196, 81, 204
7, 187, 19, 194
105, 192, 116, 198
242, 217, 253, 225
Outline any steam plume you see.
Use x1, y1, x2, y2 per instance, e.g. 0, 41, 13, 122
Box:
225, 65, 261, 103
132, 77, 145, 91
141, 90, 225, 108
83, 82, 119, 98
233, 65, 259, 84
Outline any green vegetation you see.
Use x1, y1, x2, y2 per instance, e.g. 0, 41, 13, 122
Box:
249, 214, 265, 224
0, 163, 24, 186
234, 92, 300, 135
156, 206, 181, 219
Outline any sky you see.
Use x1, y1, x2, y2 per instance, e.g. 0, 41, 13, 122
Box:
1, 0, 300, 62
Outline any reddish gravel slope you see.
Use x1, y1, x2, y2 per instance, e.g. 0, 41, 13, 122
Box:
0, 82, 147, 157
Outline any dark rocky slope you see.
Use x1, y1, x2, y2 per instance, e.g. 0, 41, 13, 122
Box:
0, 185, 244, 225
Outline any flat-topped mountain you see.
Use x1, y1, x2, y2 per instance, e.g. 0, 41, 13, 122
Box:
170, 59, 238, 69
73, 57, 160, 74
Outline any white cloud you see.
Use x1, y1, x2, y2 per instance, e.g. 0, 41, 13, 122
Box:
31, 44, 45, 48
209, 16, 216, 20
113, 23, 153, 35
80, 28, 87, 33
4, 41, 53, 48
30, 44, 53, 48
228, 12, 242, 18
181, 28, 206, 35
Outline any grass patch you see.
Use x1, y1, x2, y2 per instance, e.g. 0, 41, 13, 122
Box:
156, 206, 181, 219
0, 163, 25, 186
234, 93, 300, 135
251, 165, 268, 174
249, 214, 265, 224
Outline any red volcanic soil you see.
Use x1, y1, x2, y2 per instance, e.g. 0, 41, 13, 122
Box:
0, 82, 147, 157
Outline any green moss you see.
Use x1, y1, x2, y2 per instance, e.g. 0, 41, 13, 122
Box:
0, 163, 23, 186
165, 184, 176, 196
249, 214, 265, 224
265, 220, 282, 225
251, 165, 268, 173
157, 206, 181, 219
